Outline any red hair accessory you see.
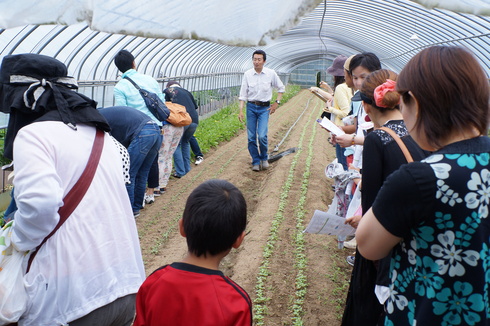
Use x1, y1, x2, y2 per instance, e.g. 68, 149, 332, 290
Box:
373, 79, 397, 108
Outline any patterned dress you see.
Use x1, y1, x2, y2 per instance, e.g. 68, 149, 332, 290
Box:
372, 136, 490, 325
342, 120, 428, 326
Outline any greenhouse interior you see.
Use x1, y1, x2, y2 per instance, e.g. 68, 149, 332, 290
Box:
1, 0, 489, 123
2, 1, 490, 325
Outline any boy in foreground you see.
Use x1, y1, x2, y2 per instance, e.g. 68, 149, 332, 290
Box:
133, 179, 252, 326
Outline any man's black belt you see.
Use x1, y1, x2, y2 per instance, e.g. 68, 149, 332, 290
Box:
248, 100, 270, 107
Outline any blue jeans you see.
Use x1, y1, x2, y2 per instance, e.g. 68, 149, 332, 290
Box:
147, 154, 159, 189
336, 143, 348, 170
173, 122, 198, 176
189, 135, 203, 157
3, 187, 16, 222
126, 122, 162, 212
246, 102, 270, 165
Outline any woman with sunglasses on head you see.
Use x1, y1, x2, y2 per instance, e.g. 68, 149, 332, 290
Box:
357, 46, 490, 325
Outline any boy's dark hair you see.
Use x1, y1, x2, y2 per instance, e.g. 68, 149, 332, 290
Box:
253, 50, 266, 61
349, 52, 381, 74
114, 50, 135, 73
183, 179, 247, 257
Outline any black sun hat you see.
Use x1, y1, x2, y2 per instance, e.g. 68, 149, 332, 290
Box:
0, 53, 110, 159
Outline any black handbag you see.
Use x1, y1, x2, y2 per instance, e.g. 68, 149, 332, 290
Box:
124, 76, 170, 122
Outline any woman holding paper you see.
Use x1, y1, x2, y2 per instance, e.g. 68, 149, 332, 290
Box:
341, 69, 428, 326
357, 46, 490, 326
323, 55, 353, 170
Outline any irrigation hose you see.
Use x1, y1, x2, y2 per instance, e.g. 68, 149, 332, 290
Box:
272, 95, 315, 152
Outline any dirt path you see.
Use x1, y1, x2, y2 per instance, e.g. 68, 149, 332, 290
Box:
136, 90, 352, 325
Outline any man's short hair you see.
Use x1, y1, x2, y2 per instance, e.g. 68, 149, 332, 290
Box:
114, 50, 135, 73
253, 50, 266, 61
183, 179, 247, 257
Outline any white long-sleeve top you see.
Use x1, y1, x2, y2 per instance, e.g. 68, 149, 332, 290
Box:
11, 122, 145, 326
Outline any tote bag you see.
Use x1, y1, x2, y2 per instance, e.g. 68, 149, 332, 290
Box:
165, 102, 192, 127
0, 221, 28, 325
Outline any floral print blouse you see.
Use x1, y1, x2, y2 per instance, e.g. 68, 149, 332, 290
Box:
371, 136, 490, 326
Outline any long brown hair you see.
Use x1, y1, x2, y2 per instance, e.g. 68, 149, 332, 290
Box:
397, 46, 489, 148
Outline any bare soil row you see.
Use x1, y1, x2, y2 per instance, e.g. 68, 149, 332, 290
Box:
136, 90, 352, 325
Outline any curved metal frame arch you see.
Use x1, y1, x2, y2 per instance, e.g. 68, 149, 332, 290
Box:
3, 25, 39, 55
33, 25, 69, 54
52, 25, 91, 59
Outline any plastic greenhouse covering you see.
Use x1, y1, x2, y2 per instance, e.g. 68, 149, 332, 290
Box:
0, 0, 489, 125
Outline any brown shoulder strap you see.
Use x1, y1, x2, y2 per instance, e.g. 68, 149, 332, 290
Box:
26, 129, 105, 273
378, 127, 414, 163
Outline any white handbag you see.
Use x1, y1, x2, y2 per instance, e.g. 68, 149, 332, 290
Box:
0, 221, 28, 325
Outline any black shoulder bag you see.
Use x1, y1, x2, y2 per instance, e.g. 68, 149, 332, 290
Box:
124, 76, 170, 122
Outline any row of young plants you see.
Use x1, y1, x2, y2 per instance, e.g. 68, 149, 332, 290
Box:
253, 95, 318, 325
327, 251, 352, 320
290, 104, 319, 325
287, 98, 352, 324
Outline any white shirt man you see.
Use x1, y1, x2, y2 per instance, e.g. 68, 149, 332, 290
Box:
238, 50, 285, 171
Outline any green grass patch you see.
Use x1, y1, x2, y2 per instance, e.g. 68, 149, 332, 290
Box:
193, 103, 245, 154
0, 128, 10, 167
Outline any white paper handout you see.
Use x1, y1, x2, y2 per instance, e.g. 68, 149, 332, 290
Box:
317, 117, 345, 136
304, 209, 356, 236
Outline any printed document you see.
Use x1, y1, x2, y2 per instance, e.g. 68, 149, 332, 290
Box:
317, 117, 345, 136
304, 209, 356, 236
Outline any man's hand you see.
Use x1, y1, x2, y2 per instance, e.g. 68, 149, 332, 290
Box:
238, 111, 245, 123
268, 102, 279, 115
345, 215, 362, 229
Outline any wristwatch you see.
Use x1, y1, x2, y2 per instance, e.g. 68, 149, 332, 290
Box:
275, 100, 281, 104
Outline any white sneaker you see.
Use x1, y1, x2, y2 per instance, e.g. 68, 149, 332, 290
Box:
252, 164, 260, 172
145, 194, 155, 204
195, 156, 204, 165
261, 160, 269, 169
343, 237, 357, 250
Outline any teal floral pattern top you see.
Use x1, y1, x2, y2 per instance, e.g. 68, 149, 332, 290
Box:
372, 136, 490, 326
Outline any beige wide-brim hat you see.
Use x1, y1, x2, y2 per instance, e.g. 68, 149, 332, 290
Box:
344, 55, 355, 72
